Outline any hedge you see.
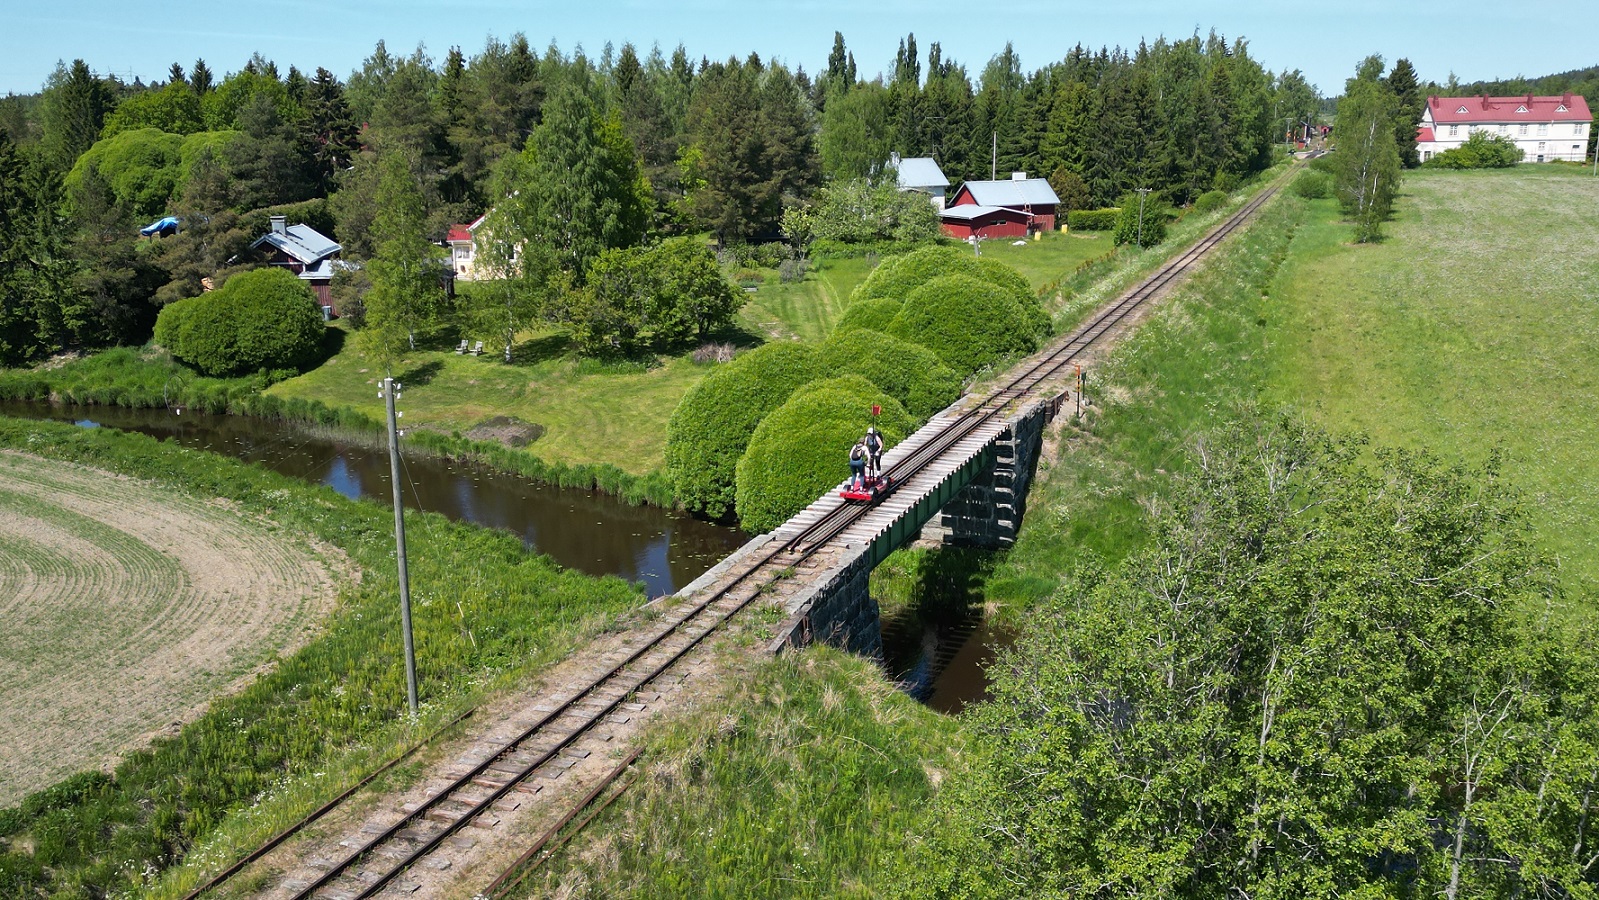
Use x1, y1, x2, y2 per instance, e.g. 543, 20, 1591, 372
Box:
976, 257, 1051, 336
819, 329, 963, 419
664, 342, 823, 520
1291, 170, 1333, 199
1191, 189, 1228, 215
734, 375, 914, 533
1067, 208, 1120, 231
850, 245, 984, 304
832, 298, 904, 336
154, 267, 327, 377
887, 274, 1038, 375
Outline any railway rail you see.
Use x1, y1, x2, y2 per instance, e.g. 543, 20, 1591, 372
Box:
186, 161, 1302, 900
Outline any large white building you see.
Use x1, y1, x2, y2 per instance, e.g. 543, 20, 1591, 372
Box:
1417, 94, 1592, 163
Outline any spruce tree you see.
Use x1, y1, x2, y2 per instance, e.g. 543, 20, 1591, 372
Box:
1386, 58, 1424, 168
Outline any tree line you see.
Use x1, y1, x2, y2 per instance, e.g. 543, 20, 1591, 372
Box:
0, 30, 1312, 367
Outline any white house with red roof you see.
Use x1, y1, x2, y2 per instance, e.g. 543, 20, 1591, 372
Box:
1417, 94, 1592, 163
445, 213, 488, 281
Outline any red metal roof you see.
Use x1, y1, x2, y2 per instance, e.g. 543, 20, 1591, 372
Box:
1417, 126, 1435, 143
1426, 94, 1591, 124
447, 225, 473, 244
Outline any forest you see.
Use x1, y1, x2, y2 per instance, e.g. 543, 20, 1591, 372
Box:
0, 29, 1308, 368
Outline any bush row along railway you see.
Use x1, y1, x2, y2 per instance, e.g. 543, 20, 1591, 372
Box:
182, 159, 1305, 900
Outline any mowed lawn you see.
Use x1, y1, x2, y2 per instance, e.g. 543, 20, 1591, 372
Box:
976, 227, 1113, 291
1266, 166, 1599, 585
268, 342, 709, 477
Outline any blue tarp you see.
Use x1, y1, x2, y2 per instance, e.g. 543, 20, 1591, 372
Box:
140, 216, 179, 237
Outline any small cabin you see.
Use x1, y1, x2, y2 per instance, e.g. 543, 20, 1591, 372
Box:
248, 216, 343, 314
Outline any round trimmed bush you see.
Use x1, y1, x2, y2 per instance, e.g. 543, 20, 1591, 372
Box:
1192, 189, 1228, 215
665, 342, 824, 520
820, 329, 962, 419
832, 298, 902, 336
154, 267, 325, 377
734, 375, 913, 533
887, 274, 1038, 375
975, 257, 1050, 337
851, 245, 983, 304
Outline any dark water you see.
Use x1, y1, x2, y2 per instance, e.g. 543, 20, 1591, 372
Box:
0, 401, 745, 597
883, 609, 1013, 715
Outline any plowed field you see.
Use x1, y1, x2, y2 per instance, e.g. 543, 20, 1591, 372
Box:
0, 451, 340, 804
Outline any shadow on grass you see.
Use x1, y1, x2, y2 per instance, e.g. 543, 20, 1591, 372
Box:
508, 333, 572, 367
397, 359, 445, 387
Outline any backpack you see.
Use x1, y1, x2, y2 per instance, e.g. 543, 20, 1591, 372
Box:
850, 443, 865, 462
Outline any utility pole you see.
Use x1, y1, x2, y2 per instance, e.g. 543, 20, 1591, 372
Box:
991, 130, 998, 181
1135, 187, 1152, 248
382, 376, 419, 718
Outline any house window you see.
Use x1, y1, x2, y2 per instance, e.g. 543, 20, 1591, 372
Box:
1520, 124, 1529, 136
1538, 123, 1549, 136
1576, 124, 1586, 136
1498, 124, 1508, 134
1537, 142, 1546, 152
1449, 124, 1459, 137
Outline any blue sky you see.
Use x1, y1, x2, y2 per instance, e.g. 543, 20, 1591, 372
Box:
3, 0, 1592, 99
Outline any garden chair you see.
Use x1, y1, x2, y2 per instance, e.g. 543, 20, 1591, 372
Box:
454, 339, 469, 354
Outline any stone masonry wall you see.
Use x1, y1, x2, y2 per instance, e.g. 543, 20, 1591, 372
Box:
767, 542, 882, 659
940, 398, 1051, 548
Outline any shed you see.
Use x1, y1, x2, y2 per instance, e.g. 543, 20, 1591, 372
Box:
938, 204, 1031, 240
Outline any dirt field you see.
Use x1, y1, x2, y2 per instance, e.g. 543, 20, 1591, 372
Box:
0, 451, 342, 805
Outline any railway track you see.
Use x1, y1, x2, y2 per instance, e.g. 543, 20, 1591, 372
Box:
187, 163, 1300, 900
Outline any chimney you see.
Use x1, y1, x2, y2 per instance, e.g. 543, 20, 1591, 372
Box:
269, 215, 287, 236
1011, 171, 1027, 181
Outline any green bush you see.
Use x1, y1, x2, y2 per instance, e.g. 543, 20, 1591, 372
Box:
1291, 170, 1334, 199
665, 342, 824, 520
976, 257, 1051, 336
1192, 189, 1228, 214
888, 274, 1038, 375
1066, 208, 1120, 231
832, 298, 904, 336
850, 245, 982, 304
734, 375, 914, 532
1423, 131, 1524, 169
819, 329, 963, 419
1113, 194, 1169, 247
154, 267, 326, 377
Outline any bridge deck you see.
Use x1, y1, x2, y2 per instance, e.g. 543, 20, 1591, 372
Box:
769, 410, 1011, 551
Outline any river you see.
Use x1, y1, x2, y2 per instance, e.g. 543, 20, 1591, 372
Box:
0, 401, 745, 598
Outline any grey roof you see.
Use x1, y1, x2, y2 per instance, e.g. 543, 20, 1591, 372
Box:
250, 224, 341, 265
957, 178, 1061, 208
890, 156, 950, 190
938, 204, 1022, 221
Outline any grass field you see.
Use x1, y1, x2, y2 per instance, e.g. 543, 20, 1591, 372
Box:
1265, 167, 1599, 586
0, 451, 337, 805
266, 341, 709, 477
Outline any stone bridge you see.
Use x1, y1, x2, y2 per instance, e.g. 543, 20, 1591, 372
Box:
675, 390, 1066, 660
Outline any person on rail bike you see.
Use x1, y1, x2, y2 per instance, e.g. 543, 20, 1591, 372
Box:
863, 426, 884, 480
848, 439, 869, 491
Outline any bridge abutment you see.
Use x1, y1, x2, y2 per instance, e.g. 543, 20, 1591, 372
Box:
933, 399, 1051, 549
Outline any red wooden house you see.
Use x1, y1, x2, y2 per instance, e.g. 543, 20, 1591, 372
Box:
940, 172, 1061, 239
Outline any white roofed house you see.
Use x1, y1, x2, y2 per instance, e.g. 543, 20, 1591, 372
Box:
248, 215, 345, 314
885, 153, 951, 210
1417, 94, 1593, 163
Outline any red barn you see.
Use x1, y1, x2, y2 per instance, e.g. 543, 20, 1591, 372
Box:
938, 204, 1031, 240
942, 172, 1061, 238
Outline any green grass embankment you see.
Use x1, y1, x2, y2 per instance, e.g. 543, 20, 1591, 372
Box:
528, 649, 963, 899
0, 417, 647, 900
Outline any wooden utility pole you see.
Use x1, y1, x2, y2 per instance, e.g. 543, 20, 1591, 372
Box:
382, 376, 419, 717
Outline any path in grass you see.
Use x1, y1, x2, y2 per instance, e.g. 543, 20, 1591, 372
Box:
0, 452, 339, 805
1266, 167, 1599, 585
